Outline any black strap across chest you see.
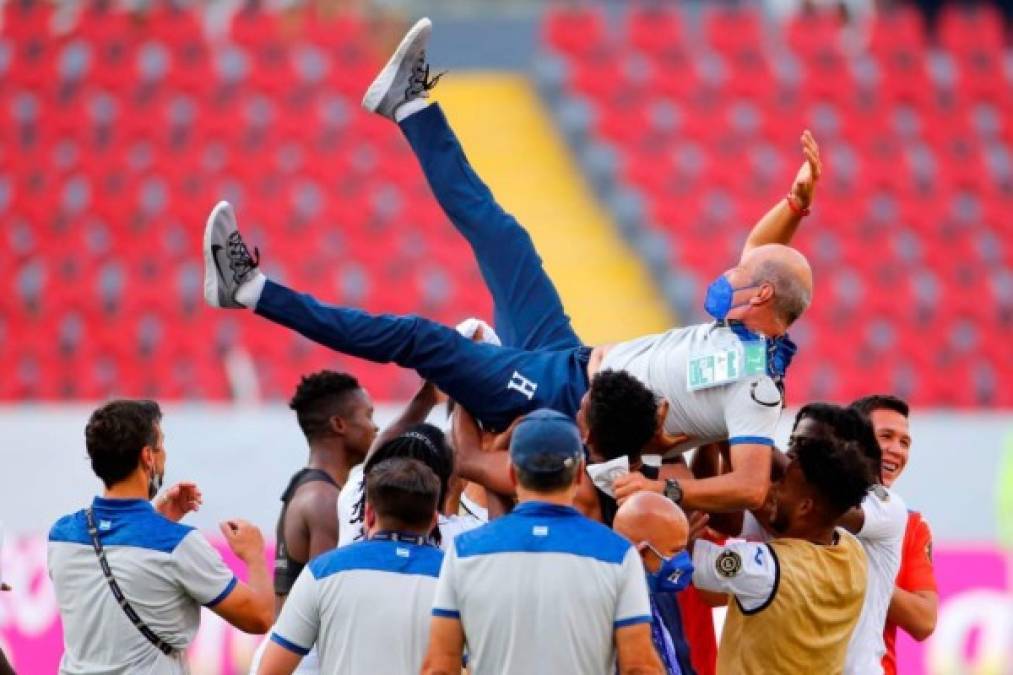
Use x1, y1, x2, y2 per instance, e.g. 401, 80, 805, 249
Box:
84, 508, 174, 656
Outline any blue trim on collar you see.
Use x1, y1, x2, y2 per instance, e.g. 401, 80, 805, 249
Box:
308, 538, 444, 580
92, 496, 156, 512
454, 501, 631, 564
510, 501, 582, 518
49, 499, 194, 554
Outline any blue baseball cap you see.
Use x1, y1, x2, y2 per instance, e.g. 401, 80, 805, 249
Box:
509, 409, 583, 474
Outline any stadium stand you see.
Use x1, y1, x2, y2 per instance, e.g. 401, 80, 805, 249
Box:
0, 3, 495, 401
540, 2, 1013, 408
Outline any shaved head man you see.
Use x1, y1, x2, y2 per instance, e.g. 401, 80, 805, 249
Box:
614, 493, 696, 675
614, 493, 690, 572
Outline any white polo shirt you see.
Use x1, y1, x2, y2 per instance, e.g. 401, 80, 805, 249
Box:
47, 497, 237, 675
845, 486, 907, 675
601, 323, 784, 455
270, 536, 443, 674
432, 501, 652, 675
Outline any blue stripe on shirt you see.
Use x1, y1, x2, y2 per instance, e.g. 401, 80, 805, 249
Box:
432, 608, 460, 619
309, 539, 444, 580
271, 632, 311, 656
203, 576, 237, 608
728, 436, 775, 446
614, 615, 653, 629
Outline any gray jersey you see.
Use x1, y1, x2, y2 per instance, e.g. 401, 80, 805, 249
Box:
601, 323, 784, 454
271, 537, 442, 674
432, 501, 651, 675
48, 497, 237, 675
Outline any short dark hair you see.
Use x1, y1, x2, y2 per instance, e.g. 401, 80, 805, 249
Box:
288, 370, 362, 441
514, 461, 581, 493
354, 424, 453, 543
794, 402, 882, 479
365, 458, 441, 531
792, 433, 875, 519
587, 370, 659, 461
85, 400, 162, 488
850, 394, 910, 419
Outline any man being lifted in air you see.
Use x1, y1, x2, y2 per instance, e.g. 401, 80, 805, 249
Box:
202, 18, 821, 513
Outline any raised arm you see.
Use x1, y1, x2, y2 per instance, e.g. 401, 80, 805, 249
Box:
450, 405, 516, 497
371, 380, 441, 452
740, 130, 822, 259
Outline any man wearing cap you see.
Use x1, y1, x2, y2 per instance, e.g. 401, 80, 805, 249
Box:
422, 409, 663, 675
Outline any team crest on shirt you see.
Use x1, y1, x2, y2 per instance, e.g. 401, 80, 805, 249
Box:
716, 550, 742, 578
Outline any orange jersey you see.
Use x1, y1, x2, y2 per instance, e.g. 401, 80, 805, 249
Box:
882, 511, 937, 675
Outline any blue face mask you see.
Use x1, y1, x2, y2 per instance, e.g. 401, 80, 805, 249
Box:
704, 274, 760, 322
644, 546, 694, 593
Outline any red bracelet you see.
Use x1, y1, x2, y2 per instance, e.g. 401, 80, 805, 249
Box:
786, 194, 810, 216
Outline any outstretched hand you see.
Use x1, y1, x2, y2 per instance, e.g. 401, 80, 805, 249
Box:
790, 129, 822, 209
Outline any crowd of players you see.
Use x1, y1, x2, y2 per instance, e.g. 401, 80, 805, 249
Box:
36, 17, 937, 675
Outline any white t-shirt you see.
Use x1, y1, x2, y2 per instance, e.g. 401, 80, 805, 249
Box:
601, 323, 783, 456
48, 498, 236, 675
845, 486, 907, 675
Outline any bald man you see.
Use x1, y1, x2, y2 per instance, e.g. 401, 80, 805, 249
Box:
614, 493, 696, 675
204, 18, 821, 514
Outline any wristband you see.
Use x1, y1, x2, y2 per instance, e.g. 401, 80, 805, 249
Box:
786, 193, 810, 216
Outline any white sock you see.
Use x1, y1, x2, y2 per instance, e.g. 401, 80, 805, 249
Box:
394, 98, 431, 123
235, 273, 267, 309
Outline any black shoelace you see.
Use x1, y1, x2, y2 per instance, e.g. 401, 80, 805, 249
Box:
405, 53, 445, 101
226, 230, 260, 283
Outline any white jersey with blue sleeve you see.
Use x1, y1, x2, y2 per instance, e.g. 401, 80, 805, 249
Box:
270, 537, 443, 674
431, 501, 651, 675
47, 497, 237, 675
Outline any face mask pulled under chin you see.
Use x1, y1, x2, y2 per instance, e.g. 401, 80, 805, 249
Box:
645, 550, 694, 594
147, 468, 164, 500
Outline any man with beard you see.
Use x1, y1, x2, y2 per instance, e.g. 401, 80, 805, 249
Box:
691, 404, 873, 674
47, 400, 274, 675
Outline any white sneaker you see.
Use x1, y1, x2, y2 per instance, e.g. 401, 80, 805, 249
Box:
203, 201, 261, 309
361, 17, 443, 120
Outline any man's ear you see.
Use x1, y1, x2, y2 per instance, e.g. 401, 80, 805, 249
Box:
365, 502, 377, 533
508, 464, 518, 491
752, 282, 775, 307
140, 446, 155, 472
329, 415, 347, 436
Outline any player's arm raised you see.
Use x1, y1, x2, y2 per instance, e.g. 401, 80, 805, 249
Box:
740, 130, 822, 259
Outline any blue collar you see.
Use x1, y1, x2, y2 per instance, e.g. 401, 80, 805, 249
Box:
724, 321, 797, 380
512, 501, 581, 518
91, 496, 155, 513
